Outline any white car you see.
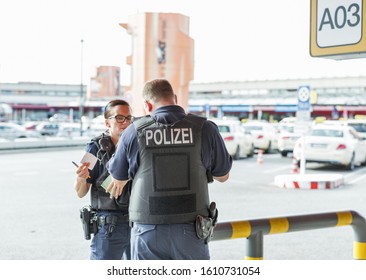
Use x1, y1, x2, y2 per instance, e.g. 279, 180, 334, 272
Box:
242, 121, 279, 153
212, 119, 254, 160
35, 122, 60, 136
0, 122, 41, 140
293, 124, 366, 170
277, 124, 301, 157
346, 119, 366, 140
320, 119, 366, 141
56, 123, 84, 137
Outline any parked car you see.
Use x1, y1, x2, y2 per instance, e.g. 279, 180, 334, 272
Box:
346, 119, 366, 140
85, 115, 108, 137
321, 119, 366, 141
279, 116, 297, 125
56, 123, 84, 137
35, 122, 60, 136
293, 124, 366, 170
0, 122, 41, 140
242, 121, 279, 153
23, 121, 39, 131
211, 119, 254, 160
277, 124, 301, 157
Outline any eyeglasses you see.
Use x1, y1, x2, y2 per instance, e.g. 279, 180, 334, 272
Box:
108, 115, 134, 123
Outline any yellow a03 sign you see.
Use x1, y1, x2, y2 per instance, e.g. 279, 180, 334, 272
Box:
310, 0, 366, 59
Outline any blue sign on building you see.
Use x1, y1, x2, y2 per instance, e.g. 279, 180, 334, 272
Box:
297, 86, 311, 111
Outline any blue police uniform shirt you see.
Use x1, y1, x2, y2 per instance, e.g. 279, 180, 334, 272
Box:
108, 105, 232, 181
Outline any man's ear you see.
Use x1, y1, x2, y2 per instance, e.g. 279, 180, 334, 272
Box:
144, 100, 153, 113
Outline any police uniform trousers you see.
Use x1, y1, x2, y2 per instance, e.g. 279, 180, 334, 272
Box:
131, 223, 210, 260
90, 210, 131, 260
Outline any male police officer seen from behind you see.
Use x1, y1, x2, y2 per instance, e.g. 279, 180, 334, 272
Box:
106, 79, 232, 260
74, 99, 133, 260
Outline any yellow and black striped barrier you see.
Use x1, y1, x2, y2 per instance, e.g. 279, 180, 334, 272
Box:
211, 210, 366, 260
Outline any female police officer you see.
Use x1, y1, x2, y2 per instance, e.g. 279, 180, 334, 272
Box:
73, 99, 133, 260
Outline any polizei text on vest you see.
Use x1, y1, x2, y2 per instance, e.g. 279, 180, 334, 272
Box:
145, 128, 194, 146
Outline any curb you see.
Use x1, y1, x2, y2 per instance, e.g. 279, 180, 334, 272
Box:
274, 173, 344, 189
0, 136, 89, 151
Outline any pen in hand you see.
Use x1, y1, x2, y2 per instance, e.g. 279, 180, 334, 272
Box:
72, 161, 91, 179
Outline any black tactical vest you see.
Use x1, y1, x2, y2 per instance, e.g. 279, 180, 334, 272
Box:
89, 132, 128, 213
129, 114, 210, 224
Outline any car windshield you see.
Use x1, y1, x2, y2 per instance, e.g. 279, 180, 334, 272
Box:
310, 129, 343, 137
218, 125, 230, 133
281, 126, 294, 133
348, 123, 366, 133
243, 126, 262, 131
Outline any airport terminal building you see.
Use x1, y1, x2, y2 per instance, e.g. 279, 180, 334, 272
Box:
188, 76, 366, 121
1, 75, 366, 122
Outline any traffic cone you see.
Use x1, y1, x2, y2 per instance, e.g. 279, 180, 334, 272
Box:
257, 149, 264, 164
291, 157, 299, 173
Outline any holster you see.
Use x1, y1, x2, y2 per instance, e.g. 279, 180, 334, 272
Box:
195, 202, 218, 244
79, 206, 98, 240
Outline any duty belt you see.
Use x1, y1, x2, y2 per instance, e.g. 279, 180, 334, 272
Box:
97, 214, 129, 226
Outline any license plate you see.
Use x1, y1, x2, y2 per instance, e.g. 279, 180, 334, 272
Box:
311, 143, 327, 148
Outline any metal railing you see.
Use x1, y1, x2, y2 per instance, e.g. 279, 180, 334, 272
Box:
212, 210, 366, 260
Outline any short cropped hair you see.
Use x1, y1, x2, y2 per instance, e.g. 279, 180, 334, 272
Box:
142, 79, 175, 103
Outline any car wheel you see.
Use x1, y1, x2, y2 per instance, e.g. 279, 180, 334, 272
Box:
265, 141, 272, 154
247, 144, 254, 157
281, 151, 288, 157
362, 155, 366, 166
346, 153, 355, 170
233, 146, 240, 160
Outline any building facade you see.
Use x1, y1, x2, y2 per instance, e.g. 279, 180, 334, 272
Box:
120, 12, 194, 116
188, 76, 366, 121
0, 82, 89, 121
1, 76, 366, 123
89, 66, 121, 99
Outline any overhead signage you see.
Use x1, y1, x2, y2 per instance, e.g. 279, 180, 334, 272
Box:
310, 0, 366, 59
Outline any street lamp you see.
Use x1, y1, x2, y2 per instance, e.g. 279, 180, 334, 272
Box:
79, 39, 84, 136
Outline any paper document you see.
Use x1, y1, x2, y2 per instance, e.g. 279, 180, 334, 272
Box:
80, 152, 98, 170
101, 175, 112, 190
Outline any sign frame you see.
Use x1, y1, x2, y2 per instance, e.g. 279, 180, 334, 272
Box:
310, 0, 366, 59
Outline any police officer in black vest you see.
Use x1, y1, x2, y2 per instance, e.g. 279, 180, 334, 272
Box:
74, 99, 133, 260
106, 79, 232, 260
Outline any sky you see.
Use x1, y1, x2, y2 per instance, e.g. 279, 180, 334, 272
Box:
1, 0, 366, 86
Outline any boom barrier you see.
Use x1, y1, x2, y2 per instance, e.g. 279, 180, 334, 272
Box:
212, 210, 366, 260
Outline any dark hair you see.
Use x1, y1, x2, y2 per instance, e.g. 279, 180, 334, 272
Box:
142, 79, 174, 103
104, 99, 131, 119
